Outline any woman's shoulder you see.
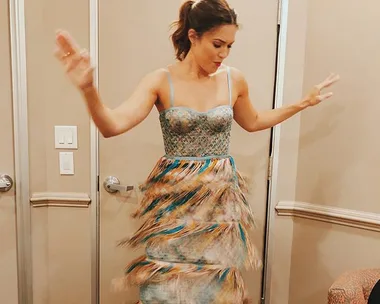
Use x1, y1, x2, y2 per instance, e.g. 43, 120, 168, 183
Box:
145, 67, 169, 80
223, 65, 249, 93
224, 65, 246, 81
138, 68, 169, 91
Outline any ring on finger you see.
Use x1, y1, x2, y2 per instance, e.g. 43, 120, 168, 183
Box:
62, 52, 72, 58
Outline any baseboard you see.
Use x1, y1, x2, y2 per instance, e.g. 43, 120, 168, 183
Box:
276, 201, 380, 232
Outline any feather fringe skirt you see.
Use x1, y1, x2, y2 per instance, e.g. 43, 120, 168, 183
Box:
113, 155, 262, 303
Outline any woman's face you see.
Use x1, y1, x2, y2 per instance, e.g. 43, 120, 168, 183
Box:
189, 24, 238, 74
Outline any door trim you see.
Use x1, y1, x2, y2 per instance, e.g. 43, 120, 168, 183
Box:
9, 0, 33, 302
264, 0, 309, 303
89, 0, 100, 303
263, 0, 290, 301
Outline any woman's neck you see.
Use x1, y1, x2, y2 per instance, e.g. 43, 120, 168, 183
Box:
180, 54, 210, 80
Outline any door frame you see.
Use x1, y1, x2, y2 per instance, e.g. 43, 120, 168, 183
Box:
9, 0, 33, 303
263, 0, 290, 301
88, 1, 305, 304
89, 0, 100, 303
263, 0, 309, 303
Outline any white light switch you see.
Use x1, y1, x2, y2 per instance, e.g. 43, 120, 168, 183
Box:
59, 152, 74, 175
67, 131, 73, 144
55, 126, 78, 149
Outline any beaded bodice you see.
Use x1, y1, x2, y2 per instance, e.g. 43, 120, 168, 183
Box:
159, 105, 233, 157
160, 65, 233, 157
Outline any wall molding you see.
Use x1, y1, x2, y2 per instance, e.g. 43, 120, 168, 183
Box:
276, 201, 380, 232
30, 192, 91, 208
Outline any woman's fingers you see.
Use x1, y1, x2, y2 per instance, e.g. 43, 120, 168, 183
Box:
325, 73, 340, 87
79, 49, 90, 64
54, 39, 88, 61
53, 47, 64, 60
318, 92, 333, 101
55, 47, 91, 74
319, 73, 340, 90
55, 30, 80, 57
66, 55, 82, 72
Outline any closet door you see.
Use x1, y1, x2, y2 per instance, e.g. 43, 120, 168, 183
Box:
98, 1, 279, 302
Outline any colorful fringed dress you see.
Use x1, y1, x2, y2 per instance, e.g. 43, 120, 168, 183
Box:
119, 66, 261, 303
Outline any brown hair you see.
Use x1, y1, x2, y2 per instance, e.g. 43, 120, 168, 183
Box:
171, 0, 238, 61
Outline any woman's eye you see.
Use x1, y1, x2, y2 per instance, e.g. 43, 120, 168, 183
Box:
213, 43, 222, 48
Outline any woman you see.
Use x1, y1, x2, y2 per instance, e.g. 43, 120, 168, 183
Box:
54, 0, 339, 302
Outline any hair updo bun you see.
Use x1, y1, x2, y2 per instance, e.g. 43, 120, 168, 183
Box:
171, 0, 238, 61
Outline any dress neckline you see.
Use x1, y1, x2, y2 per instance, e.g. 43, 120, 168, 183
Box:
159, 104, 232, 116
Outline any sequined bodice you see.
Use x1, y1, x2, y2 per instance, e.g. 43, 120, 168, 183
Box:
159, 105, 233, 157
160, 65, 233, 157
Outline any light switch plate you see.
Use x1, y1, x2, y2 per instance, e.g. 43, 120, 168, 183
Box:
59, 152, 74, 175
55, 126, 78, 149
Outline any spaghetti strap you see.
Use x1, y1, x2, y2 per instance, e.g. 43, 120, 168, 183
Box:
165, 69, 175, 107
226, 66, 232, 106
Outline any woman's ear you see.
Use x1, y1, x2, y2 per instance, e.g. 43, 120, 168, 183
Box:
188, 29, 198, 45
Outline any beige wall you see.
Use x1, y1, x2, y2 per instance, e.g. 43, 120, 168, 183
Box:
296, 0, 380, 214
288, 0, 380, 303
290, 219, 380, 303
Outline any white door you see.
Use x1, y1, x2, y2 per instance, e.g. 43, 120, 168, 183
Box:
0, 0, 18, 302
98, 1, 279, 303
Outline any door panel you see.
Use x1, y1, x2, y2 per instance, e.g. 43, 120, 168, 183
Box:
98, 1, 278, 303
0, 0, 18, 302
23, 0, 92, 301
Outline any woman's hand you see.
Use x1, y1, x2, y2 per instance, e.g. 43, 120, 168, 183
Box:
54, 30, 94, 90
303, 73, 341, 107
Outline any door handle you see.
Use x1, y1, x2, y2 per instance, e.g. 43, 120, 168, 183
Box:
103, 176, 134, 194
0, 174, 13, 192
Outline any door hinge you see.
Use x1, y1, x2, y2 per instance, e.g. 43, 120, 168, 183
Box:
267, 155, 274, 181
261, 297, 265, 304
97, 175, 100, 192
277, 0, 282, 25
